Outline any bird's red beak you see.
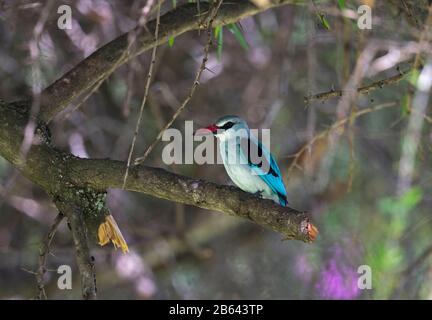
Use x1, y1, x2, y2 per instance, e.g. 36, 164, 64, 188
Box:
194, 124, 218, 136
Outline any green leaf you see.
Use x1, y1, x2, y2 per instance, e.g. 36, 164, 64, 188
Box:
172, 0, 177, 8
317, 13, 331, 30
399, 187, 423, 211
216, 26, 223, 60
337, 0, 346, 10
168, 36, 175, 47
401, 94, 410, 116
214, 25, 222, 38
406, 69, 420, 87
378, 187, 423, 217
227, 23, 249, 50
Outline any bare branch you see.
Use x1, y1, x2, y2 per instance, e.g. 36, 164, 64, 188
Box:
55, 0, 159, 122
304, 69, 408, 104
65, 158, 317, 243
36, 213, 64, 300
287, 102, 398, 175
0, 101, 318, 245
54, 200, 97, 300
123, 2, 162, 188
134, 0, 223, 165
38, 0, 295, 123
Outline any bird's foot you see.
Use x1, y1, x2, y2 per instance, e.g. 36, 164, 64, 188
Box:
252, 190, 264, 199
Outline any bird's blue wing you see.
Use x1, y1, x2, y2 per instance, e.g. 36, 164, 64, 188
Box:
239, 136, 288, 206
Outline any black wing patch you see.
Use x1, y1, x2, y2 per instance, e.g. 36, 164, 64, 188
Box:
268, 165, 279, 178
242, 138, 279, 178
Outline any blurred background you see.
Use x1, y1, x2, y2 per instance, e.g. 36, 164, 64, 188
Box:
0, 0, 432, 299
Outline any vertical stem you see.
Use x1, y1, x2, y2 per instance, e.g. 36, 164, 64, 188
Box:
55, 200, 97, 300
36, 213, 64, 299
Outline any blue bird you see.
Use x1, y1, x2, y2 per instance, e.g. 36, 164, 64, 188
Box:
196, 115, 288, 206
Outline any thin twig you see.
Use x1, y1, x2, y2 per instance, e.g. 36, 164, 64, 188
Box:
19, 0, 55, 161
134, 0, 223, 165
304, 70, 408, 104
56, 0, 158, 122
58, 77, 106, 122
286, 101, 398, 175
346, 117, 355, 192
36, 213, 64, 300
39, 0, 295, 123
122, 3, 162, 189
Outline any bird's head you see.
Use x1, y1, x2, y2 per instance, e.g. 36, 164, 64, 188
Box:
195, 115, 249, 141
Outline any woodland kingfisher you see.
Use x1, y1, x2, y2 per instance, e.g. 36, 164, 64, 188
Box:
195, 115, 288, 206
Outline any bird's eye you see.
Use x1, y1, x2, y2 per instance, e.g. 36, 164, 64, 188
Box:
221, 121, 234, 130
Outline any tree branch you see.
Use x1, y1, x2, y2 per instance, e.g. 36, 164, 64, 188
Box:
134, 0, 222, 165
0, 101, 317, 244
0, 2, 318, 297
38, 0, 294, 123
36, 213, 64, 300
54, 199, 97, 300
123, 1, 163, 188
66, 158, 317, 242
304, 69, 408, 104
